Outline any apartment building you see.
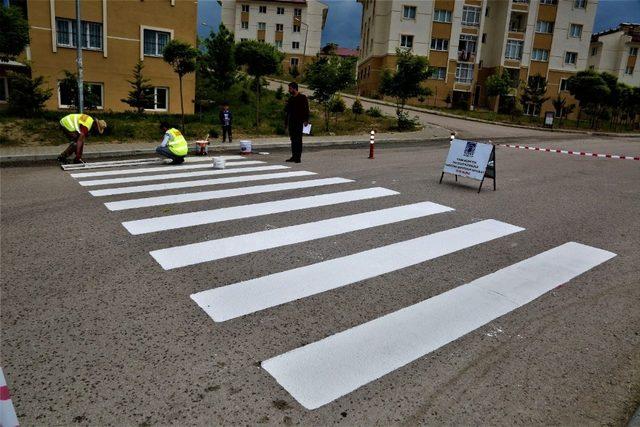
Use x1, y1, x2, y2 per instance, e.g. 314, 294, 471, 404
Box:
588, 23, 639, 87
220, 0, 328, 72
2, 0, 197, 113
357, 0, 598, 117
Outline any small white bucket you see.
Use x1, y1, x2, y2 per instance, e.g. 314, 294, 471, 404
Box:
240, 140, 252, 155
212, 157, 226, 169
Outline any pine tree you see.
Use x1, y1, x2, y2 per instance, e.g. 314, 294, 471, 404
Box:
121, 61, 154, 114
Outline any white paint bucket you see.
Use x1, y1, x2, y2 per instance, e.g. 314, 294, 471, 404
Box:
240, 140, 252, 155
212, 157, 226, 169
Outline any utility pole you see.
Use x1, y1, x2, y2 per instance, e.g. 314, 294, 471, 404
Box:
75, 0, 84, 112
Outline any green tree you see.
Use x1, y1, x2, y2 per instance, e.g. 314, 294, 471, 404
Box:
379, 49, 432, 126
351, 98, 364, 120
7, 72, 52, 117
520, 75, 549, 120
59, 70, 102, 110
328, 94, 346, 126
200, 24, 237, 95
321, 42, 338, 55
121, 61, 154, 114
567, 70, 610, 129
485, 70, 512, 113
235, 39, 283, 126
163, 39, 198, 131
289, 65, 300, 79
551, 94, 575, 126
305, 55, 355, 130
0, 6, 29, 61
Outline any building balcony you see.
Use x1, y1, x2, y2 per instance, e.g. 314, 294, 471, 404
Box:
457, 50, 476, 62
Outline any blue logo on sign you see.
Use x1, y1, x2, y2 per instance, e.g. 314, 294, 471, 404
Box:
464, 142, 477, 157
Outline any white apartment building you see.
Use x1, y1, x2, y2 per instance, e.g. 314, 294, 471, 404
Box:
588, 23, 639, 87
220, 0, 328, 71
357, 0, 598, 117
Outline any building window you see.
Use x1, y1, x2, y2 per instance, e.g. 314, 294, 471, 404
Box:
430, 67, 447, 80
535, 20, 554, 33
258, 22, 266, 30
458, 34, 477, 61
400, 34, 414, 49
540, 0, 557, 4
591, 46, 598, 56
293, 25, 301, 32
462, 6, 481, 27
275, 40, 283, 48
625, 66, 635, 75
292, 41, 300, 49
482, 33, 487, 43
241, 4, 250, 12
574, 0, 587, 8
276, 23, 283, 32
294, 8, 302, 16
241, 21, 249, 30
565, 51, 577, 64
531, 48, 549, 61
505, 40, 524, 60
59, 82, 103, 109
512, 0, 529, 3
144, 87, 168, 111
433, 9, 452, 23
277, 7, 285, 15
143, 29, 171, 56
630, 47, 639, 56
259, 5, 267, 13
560, 78, 569, 91
56, 18, 103, 50
569, 24, 583, 38
455, 63, 474, 83
403, 6, 416, 19
240, 38, 247, 41
524, 103, 541, 116
430, 38, 449, 51
0, 77, 8, 102
290, 57, 299, 67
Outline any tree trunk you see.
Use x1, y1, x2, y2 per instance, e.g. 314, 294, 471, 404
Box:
256, 77, 261, 126
324, 104, 329, 131
493, 95, 500, 113
179, 75, 185, 132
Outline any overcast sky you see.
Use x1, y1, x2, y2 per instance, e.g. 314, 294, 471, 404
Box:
198, 0, 640, 49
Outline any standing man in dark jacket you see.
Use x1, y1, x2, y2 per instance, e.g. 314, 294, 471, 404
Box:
219, 102, 233, 143
284, 82, 309, 163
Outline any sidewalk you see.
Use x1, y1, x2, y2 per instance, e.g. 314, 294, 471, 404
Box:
0, 128, 451, 164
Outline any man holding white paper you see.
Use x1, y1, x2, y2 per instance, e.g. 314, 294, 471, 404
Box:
284, 82, 310, 163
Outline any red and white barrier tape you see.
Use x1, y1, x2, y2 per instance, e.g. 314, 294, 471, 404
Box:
499, 144, 640, 160
1, 368, 19, 427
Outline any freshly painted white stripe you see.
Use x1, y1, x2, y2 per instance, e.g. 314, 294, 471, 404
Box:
262, 242, 616, 410
71, 157, 254, 178
191, 219, 522, 322
63, 155, 245, 172
151, 201, 454, 270
105, 177, 353, 211
124, 187, 399, 235
78, 161, 268, 186
90, 171, 316, 197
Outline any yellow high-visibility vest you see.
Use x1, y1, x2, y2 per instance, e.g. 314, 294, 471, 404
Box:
166, 128, 188, 156
60, 114, 94, 134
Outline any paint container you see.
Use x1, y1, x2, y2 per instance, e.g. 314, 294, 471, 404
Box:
240, 140, 252, 155
212, 157, 226, 170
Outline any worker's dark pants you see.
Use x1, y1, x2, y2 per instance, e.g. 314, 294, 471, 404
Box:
59, 127, 82, 159
156, 146, 184, 164
222, 125, 232, 142
289, 122, 303, 161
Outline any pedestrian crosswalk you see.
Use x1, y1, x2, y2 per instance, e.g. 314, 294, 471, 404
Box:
65, 154, 616, 411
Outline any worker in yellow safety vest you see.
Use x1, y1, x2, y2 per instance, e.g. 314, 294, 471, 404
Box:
57, 113, 107, 164
156, 121, 188, 164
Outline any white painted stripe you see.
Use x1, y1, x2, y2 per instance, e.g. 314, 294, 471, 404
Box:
71, 157, 253, 178
124, 187, 399, 235
63, 155, 246, 172
151, 201, 454, 270
191, 219, 522, 322
262, 242, 616, 409
90, 171, 316, 197
78, 161, 269, 186
105, 177, 353, 211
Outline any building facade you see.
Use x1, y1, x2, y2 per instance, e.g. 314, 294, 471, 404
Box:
220, 0, 328, 72
357, 0, 598, 117
3, 0, 197, 114
588, 23, 639, 87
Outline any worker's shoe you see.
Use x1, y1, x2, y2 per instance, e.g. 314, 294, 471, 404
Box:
285, 157, 295, 162
170, 158, 185, 165
72, 158, 85, 165
56, 156, 68, 164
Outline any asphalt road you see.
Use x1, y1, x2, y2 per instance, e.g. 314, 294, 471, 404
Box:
1, 135, 639, 425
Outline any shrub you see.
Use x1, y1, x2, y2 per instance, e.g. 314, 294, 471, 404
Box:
396, 110, 418, 131
366, 107, 383, 117
351, 98, 364, 116
275, 85, 284, 100
7, 72, 52, 117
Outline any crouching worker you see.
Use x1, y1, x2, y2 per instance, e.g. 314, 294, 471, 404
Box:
157, 121, 188, 164
57, 113, 107, 164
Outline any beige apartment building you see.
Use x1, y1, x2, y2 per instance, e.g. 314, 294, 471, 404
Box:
357, 0, 598, 117
588, 23, 639, 87
2, 0, 197, 114
220, 0, 328, 72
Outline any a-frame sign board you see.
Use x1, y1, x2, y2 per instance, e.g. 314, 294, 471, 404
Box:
439, 139, 496, 193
